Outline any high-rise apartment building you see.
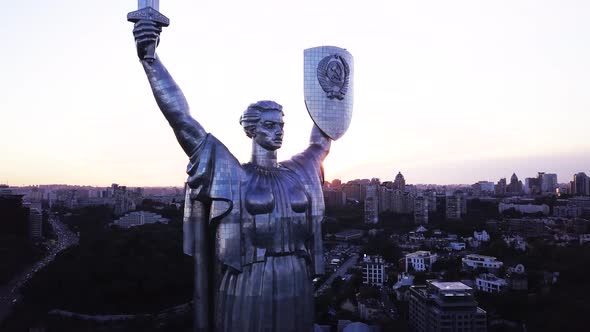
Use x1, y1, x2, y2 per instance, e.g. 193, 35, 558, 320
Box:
573, 173, 590, 196
409, 280, 487, 332
393, 172, 406, 191
28, 207, 43, 239
342, 179, 370, 202
323, 189, 346, 208
424, 189, 437, 213
364, 185, 379, 224
392, 189, 406, 214
378, 186, 393, 213
494, 178, 507, 196
540, 173, 558, 193
414, 195, 429, 224
446, 191, 465, 220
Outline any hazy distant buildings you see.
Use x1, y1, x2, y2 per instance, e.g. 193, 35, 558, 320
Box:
524, 177, 540, 195
567, 197, 590, 215
472, 181, 495, 197
393, 172, 406, 191
495, 178, 507, 196
0, 185, 12, 196
392, 189, 405, 213
524, 172, 558, 195
540, 173, 558, 193
324, 188, 346, 208
378, 185, 393, 212
424, 190, 437, 213
343, 171, 417, 215
409, 281, 487, 332
111, 184, 136, 216
506, 173, 523, 195
330, 179, 342, 189
0, 187, 28, 236
414, 195, 429, 224
499, 202, 549, 215
342, 180, 370, 202
446, 191, 466, 220
505, 218, 547, 238
364, 185, 379, 224
573, 172, 590, 196
28, 206, 43, 239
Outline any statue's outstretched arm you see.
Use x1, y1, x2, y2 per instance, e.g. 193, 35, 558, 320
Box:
308, 124, 331, 160
142, 58, 206, 155
134, 20, 206, 156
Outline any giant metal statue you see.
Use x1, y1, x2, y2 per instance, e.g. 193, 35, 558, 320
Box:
129, 1, 353, 331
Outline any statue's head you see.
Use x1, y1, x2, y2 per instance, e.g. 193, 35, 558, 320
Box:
239, 100, 285, 151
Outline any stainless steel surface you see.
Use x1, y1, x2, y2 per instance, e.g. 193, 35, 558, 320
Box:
128, 1, 169, 63
138, 0, 159, 11
133, 19, 353, 331
304, 46, 354, 141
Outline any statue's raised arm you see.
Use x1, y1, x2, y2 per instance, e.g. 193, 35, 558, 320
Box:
130, 8, 354, 329
308, 124, 332, 160
133, 20, 206, 156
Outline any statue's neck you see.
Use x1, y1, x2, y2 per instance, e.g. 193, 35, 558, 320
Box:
251, 141, 278, 168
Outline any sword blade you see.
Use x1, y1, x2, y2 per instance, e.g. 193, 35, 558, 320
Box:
138, 0, 159, 11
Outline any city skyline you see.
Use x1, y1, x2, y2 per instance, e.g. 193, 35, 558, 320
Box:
2, 1, 589, 186
1, 167, 585, 188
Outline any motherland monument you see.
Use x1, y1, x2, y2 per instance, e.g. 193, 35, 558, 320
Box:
129, 1, 353, 331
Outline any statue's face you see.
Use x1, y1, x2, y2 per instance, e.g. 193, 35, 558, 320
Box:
254, 110, 284, 151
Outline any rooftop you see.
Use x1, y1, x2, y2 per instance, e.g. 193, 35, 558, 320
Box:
464, 254, 498, 260
406, 250, 435, 258
430, 281, 472, 292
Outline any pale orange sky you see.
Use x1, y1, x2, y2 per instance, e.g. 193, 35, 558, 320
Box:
1, 0, 589, 187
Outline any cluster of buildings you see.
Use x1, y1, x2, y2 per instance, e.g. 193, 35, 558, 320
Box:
326, 170, 590, 228
321, 215, 559, 329
0, 185, 43, 240
1, 183, 184, 242
395, 228, 492, 253
324, 172, 469, 225
4, 184, 144, 216
489, 171, 590, 197
3, 184, 186, 218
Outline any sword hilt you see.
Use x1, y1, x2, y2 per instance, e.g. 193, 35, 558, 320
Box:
127, 7, 170, 63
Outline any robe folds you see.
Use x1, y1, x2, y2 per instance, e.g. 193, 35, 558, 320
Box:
183, 134, 326, 332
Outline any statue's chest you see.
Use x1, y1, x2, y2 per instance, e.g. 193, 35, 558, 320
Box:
241, 165, 311, 253
243, 165, 309, 216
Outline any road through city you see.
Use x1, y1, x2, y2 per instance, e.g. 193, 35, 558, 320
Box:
315, 253, 359, 297
0, 215, 78, 323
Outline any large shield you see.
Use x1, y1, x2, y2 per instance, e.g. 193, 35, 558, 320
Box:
304, 46, 354, 140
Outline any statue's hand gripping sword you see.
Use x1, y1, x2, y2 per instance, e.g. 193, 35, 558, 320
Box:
127, 0, 170, 63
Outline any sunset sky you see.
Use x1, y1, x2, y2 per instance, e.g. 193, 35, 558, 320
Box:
1, 0, 589, 187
